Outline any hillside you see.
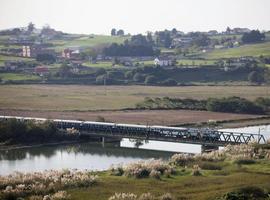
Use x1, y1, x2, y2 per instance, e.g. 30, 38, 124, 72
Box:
202, 41, 270, 59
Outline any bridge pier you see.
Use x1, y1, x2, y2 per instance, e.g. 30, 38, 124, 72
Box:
100, 136, 121, 147
201, 144, 219, 153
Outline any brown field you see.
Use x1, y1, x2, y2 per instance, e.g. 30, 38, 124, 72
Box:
0, 109, 264, 126
0, 84, 268, 126
0, 85, 269, 111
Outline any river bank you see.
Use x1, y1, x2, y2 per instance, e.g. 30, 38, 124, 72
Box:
1, 143, 269, 200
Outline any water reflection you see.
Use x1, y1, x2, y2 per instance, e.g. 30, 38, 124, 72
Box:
0, 124, 269, 175
0, 142, 175, 175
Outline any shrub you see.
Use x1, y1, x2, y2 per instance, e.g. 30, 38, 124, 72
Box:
108, 193, 137, 200
199, 162, 222, 170
206, 96, 264, 114
125, 71, 134, 79
159, 193, 174, 200
138, 193, 154, 200
29, 196, 43, 200
51, 191, 70, 200
123, 160, 173, 178
234, 159, 256, 165
170, 153, 194, 166
133, 73, 144, 82
144, 75, 157, 85
0, 170, 97, 198
161, 79, 177, 86
149, 170, 161, 180
192, 165, 202, 176
217, 186, 267, 200
248, 71, 264, 84
110, 165, 124, 176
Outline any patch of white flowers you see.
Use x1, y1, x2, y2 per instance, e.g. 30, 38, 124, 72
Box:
0, 169, 97, 199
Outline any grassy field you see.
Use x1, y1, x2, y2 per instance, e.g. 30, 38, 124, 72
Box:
82, 61, 125, 69
177, 59, 217, 66
0, 85, 269, 111
51, 35, 130, 51
0, 73, 41, 81
68, 142, 270, 200
202, 42, 270, 59
0, 55, 34, 66
69, 170, 270, 200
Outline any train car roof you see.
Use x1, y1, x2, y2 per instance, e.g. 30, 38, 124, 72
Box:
84, 121, 115, 126
53, 119, 83, 123
117, 123, 148, 128
151, 125, 187, 130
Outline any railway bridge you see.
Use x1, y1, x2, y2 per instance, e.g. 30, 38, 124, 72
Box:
0, 116, 266, 151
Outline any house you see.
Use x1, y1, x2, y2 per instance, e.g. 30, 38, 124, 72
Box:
35, 66, 49, 76
171, 37, 193, 48
62, 47, 81, 60
154, 57, 173, 67
207, 30, 218, 36
117, 57, 133, 67
22, 45, 55, 58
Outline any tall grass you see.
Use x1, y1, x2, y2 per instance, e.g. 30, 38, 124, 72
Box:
0, 169, 97, 200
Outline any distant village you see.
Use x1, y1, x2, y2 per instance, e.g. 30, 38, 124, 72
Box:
0, 23, 268, 85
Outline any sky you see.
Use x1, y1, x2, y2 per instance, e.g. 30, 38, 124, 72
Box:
0, 0, 270, 35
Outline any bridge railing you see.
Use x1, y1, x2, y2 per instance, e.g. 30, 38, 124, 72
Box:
217, 131, 266, 144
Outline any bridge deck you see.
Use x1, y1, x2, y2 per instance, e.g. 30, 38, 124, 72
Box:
0, 116, 266, 146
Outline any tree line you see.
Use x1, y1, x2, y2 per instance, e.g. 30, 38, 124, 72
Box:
136, 96, 270, 114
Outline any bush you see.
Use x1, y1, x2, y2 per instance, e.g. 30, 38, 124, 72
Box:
217, 186, 268, 200
248, 71, 264, 84
95, 68, 106, 76
108, 193, 137, 200
133, 73, 145, 82
161, 79, 177, 86
149, 170, 161, 180
159, 193, 174, 200
199, 162, 222, 170
110, 166, 124, 176
242, 30, 265, 43
138, 193, 154, 200
123, 160, 173, 178
255, 97, 270, 112
234, 159, 256, 165
144, 75, 157, 85
192, 165, 202, 176
125, 71, 134, 79
170, 154, 194, 167
0, 170, 97, 199
206, 96, 264, 114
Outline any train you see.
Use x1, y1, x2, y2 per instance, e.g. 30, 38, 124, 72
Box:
0, 116, 220, 141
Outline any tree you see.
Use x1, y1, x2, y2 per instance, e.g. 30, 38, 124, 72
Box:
193, 35, 211, 47
133, 73, 144, 82
117, 29, 124, 36
248, 71, 264, 84
242, 30, 265, 43
111, 28, 116, 36
58, 64, 72, 78
36, 53, 56, 64
226, 27, 231, 34
27, 22, 35, 33
171, 28, 177, 35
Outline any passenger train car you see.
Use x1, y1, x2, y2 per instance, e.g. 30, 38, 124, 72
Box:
0, 116, 220, 141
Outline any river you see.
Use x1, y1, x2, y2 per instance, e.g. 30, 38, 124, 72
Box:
0, 124, 269, 175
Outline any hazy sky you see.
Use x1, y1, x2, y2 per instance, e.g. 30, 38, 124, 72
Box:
0, 0, 270, 34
